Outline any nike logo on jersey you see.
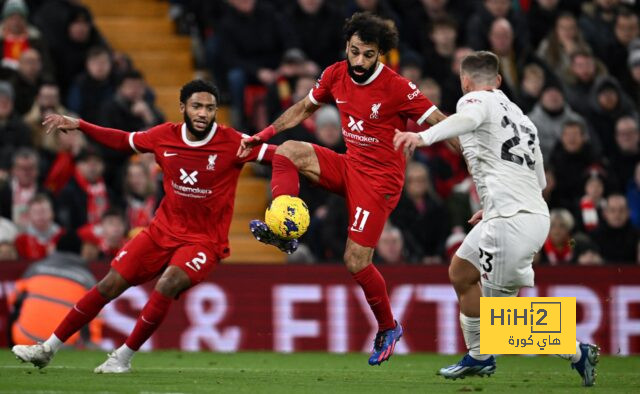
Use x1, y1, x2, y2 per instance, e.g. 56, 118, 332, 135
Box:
164, 151, 178, 157
336, 99, 347, 104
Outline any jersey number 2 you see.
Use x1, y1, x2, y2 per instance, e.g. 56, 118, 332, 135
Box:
185, 252, 207, 272
500, 116, 536, 170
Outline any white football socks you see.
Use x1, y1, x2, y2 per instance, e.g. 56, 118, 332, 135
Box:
115, 344, 135, 363
43, 334, 63, 353
557, 341, 582, 363
460, 313, 491, 361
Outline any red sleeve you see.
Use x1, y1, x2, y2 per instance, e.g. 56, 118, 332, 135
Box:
394, 77, 437, 126
128, 124, 168, 154
78, 120, 134, 152
308, 64, 336, 105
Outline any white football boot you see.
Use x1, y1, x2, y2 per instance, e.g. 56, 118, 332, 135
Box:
12, 343, 54, 369
94, 351, 131, 374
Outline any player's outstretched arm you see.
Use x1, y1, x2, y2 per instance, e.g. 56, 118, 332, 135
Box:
237, 96, 319, 158
43, 114, 135, 152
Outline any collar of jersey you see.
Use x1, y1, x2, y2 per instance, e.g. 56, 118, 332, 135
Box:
181, 122, 217, 147
350, 62, 384, 86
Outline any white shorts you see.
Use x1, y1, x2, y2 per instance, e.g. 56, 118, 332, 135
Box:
455, 212, 550, 292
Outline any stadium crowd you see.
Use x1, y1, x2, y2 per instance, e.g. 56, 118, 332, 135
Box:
0, 0, 638, 265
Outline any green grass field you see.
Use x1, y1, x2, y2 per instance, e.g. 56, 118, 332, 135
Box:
1, 350, 639, 393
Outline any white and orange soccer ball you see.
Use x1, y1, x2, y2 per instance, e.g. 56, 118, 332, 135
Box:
265, 195, 310, 240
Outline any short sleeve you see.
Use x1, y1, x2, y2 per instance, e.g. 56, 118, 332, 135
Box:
129, 124, 167, 154
395, 77, 437, 125
455, 92, 489, 126
308, 64, 336, 105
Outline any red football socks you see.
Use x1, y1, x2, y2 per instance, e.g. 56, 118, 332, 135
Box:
271, 154, 299, 198
54, 286, 109, 342
352, 264, 395, 331
125, 290, 173, 351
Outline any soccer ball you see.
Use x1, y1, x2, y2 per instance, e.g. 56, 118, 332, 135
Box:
265, 195, 310, 240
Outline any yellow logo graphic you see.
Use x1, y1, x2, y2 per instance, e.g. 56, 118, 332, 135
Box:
480, 297, 575, 354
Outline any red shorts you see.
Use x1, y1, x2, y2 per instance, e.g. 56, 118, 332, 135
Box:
312, 145, 400, 248
111, 226, 218, 286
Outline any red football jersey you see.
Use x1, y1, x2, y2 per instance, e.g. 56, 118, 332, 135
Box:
309, 61, 436, 195
129, 122, 272, 259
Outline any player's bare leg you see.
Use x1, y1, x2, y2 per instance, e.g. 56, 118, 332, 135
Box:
343, 239, 402, 365
13, 269, 130, 369
250, 141, 320, 253
95, 266, 190, 373
439, 256, 496, 379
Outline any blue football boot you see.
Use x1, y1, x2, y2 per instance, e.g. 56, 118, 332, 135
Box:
438, 354, 496, 379
368, 321, 403, 366
249, 220, 299, 254
571, 343, 600, 387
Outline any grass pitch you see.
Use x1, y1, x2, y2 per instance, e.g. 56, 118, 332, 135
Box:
1, 350, 639, 393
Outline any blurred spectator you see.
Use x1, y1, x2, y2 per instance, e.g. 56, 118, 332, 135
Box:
313, 195, 349, 261
419, 78, 442, 108
539, 208, 599, 265
527, 0, 562, 49
466, 0, 530, 52
0, 216, 18, 260
578, 0, 619, 61
9, 47, 44, 115
587, 76, 638, 157
611, 116, 640, 189
528, 80, 592, 161
536, 12, 590, 81
265, 50, 318, 125
390, 161, 448, 263
398, 0, 461, 54
78, 208, 127, 262
374, 222, 405, 264
399, 52, 422, 85
284, 0, 343, 69
0, 148, 45, 229
14, 193, 63, 260
66, 46, 116, 123
56, 146, 113, 253
563, 49, 608, 116
7, 252, 101, 346
604, 8, 639, 95
518, 63, 545, 113
32, 0, 96, 51
549, 120, 602, 210
99, 70, 163, 132
0, 81, 32, 171
216, 0, 295, 127
24, 82, 74, 146
267, 74, 318, 145
440, 46, 472, 113
0, 0, 52, 76
422, 17, 457, 83
577, 169, 608, 232
50, 5, 108, 97
628, 40, 640, 106
591, 194, 640, 263
345, 0, 400, 26
314, 105, 345, 152
627, 162, 640, 229
42, 129, 86, 195
123, 161, 158, 230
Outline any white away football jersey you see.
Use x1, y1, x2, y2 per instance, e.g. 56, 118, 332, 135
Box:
456, 89, 549, 220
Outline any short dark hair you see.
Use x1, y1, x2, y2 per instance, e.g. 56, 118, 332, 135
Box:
430, 16, 458, 33
343, 12, 399, 54
180, 79, 219, 104
460, 51, 499, 82
87, 46, 110, 60
117, 69, 144, 87
562, 119, 586, 134
28, 193, 52, 207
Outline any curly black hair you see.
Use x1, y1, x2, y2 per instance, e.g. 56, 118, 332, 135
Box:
180, 79, 220, 104
343, 12, 399, 54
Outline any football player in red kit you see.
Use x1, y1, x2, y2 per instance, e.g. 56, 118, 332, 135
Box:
238, 13, 446, 365
13, 80, 275, 373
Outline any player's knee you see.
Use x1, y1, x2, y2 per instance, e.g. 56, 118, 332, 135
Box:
155, 269, 191, 298
97, 271, 129, 299
276, 141, 307, 167
343, 250, 368, 273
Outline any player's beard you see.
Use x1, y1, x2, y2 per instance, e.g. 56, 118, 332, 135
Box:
184, 112, 215, 140
347, 60, 378, 84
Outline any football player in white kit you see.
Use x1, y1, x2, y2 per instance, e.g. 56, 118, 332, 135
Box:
394, 51, 599, 386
